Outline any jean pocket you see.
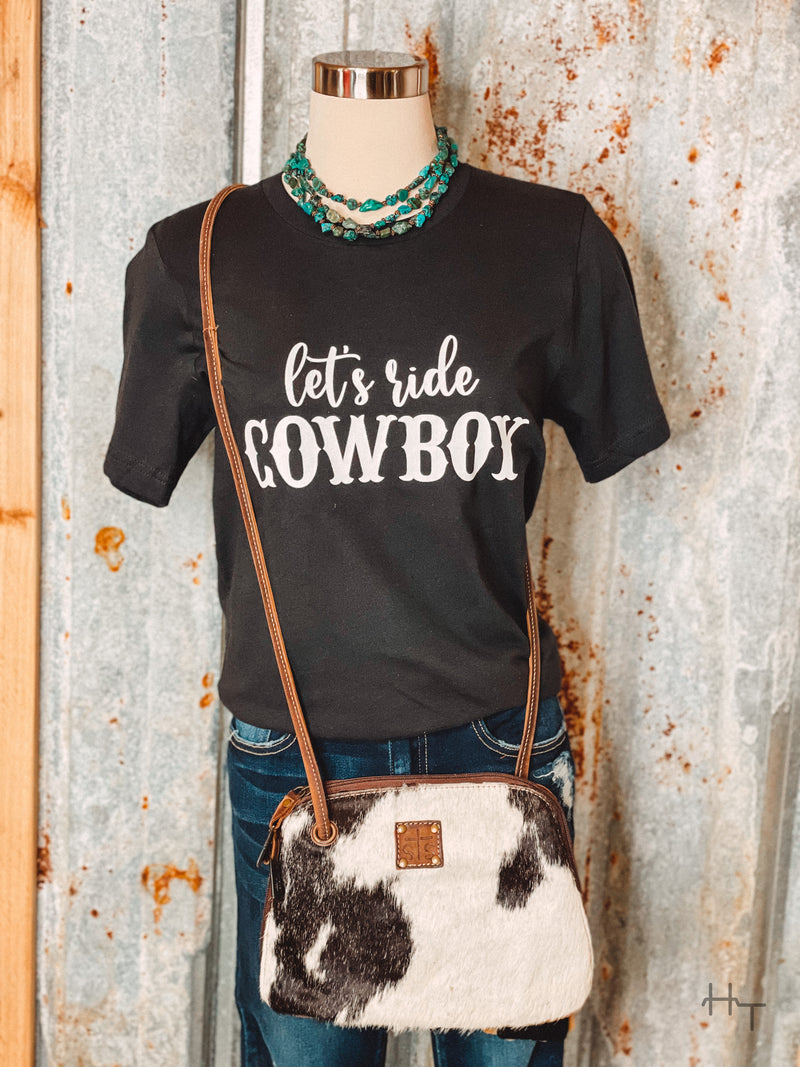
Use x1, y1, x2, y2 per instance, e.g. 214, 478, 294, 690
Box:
228, 716, 297, 756
474, 696, 567, 757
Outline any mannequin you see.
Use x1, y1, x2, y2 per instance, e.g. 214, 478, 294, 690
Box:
279, 50, 439, 229
104, 43, 672, 1065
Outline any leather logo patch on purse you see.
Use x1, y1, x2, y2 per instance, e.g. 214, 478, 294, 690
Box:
395, 820, 443, 869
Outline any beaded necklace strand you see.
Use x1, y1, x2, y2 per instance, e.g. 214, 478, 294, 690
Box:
282, 125, 459, 241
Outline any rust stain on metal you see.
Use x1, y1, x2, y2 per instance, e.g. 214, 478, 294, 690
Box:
588, 2, 645, 49
200, 671, 215, 707
403, 24, 441, 113
553, 33, 579, 82
610, 106, 631, 152
183, 551, 203, 585
707, 38, 733, 74
60, 496, 71, 520
586, 183, 634, 238
689, 348, 728, 411
478, 81, 555, 183
95, 526, 125, 571
37, 831, 52, 887
536, 534, 606, 789
615, 1017, 633, 1056
688, 146, 699, 163
592, 14, 620, 48
654, 741, 695, 789
142, 796, 149, 810
141, 859, 203, 925
65, 280, 73, 295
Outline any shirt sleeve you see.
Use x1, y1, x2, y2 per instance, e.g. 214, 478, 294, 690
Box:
102, 222, 216, 507
542, 195, 671, 483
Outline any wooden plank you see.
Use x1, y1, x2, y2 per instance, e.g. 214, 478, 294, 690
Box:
0, 1, 41, 1065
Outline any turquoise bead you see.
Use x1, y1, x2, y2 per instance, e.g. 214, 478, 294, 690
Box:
284, 125, 456, 241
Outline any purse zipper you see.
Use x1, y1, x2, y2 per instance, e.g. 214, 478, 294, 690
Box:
256, 785, 312, 868
259, 773, 580, 889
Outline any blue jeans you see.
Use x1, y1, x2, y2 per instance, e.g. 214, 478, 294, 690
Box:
226, 696, 577, 1067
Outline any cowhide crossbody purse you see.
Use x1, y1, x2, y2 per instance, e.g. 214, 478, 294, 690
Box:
199, 185, 594, 1035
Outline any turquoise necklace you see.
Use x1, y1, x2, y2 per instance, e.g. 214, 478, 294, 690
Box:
282, 125, 459, 241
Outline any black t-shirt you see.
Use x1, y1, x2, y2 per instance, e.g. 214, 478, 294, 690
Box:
103, 160, 670, 741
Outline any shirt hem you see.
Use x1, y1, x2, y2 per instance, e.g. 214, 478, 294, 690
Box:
103, 446, 177, 507
577, 410, 671, 483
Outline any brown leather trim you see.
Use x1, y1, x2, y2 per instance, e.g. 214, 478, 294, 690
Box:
395, 820, 444, 868
305, 772, 581, 889
199, 185, 334, 843
515, 547, 541, 779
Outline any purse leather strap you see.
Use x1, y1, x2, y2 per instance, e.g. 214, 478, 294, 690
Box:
198, 183, 543, 843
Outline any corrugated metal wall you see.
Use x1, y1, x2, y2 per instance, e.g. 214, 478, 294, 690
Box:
38, 2, 799, 1065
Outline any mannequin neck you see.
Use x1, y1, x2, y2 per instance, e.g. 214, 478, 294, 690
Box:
290, 90, 439, 202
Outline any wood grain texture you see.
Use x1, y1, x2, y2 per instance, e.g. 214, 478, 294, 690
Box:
0, 1, 41, 1065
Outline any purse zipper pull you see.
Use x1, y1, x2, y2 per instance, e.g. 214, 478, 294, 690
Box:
257, 785, 312, 867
